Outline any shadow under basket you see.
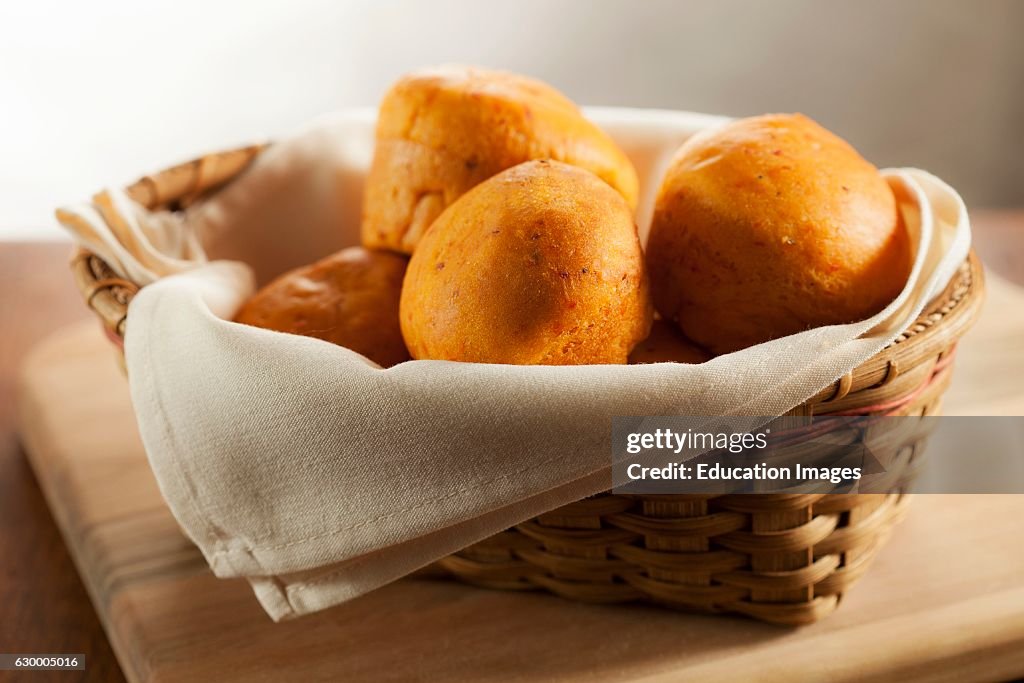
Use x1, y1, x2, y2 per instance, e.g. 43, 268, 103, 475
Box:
69, 147, 986, 627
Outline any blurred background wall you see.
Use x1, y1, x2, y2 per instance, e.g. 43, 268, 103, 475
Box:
2, 0, 1022, 239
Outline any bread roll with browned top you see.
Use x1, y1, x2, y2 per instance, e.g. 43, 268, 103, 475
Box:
628, 320, 710, 365
647, 113, 912, 355
235, 246, 410, 367
362, 65, 639, 254
401, 160, 652, 365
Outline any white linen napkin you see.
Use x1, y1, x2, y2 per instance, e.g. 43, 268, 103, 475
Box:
56, 108, 970, 620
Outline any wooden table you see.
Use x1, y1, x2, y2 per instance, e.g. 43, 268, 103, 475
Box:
2, 211, 1024, 682
0, 243, 125, 683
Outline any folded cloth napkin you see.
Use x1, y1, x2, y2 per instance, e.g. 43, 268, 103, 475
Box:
56, 108, 970, 620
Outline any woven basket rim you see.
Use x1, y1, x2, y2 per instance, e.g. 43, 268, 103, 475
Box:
66, 145, 986, 414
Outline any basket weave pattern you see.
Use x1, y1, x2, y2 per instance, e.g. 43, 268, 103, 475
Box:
68, 147, 985, 626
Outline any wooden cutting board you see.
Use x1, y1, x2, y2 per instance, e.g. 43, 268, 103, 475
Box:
15, 273, 1024, 683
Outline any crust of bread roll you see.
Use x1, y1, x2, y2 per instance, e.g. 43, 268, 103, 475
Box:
647, 113, 912, 355
362, 65, 639, 254
401, 160, 652, 365
235, 246, 410, 367
628, 320, 711, 364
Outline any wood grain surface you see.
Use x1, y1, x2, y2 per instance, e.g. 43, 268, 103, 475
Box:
14, 276, 1024, 683
0, 243, 125, 683
4, 211, 1024, 683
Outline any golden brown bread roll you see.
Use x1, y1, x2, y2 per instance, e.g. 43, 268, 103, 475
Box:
362, 65, 639, 254
400, 160, 652, 365
235, 246, 410, 367
628, 320, 711, 364
646, 113, 912, 355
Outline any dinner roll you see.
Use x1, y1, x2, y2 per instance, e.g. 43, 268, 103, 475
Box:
647, 113, 912, 355
362, 65, 639, 254
235, 246, 410, 367
628, 320, 710, 365
401, 160, 652, 365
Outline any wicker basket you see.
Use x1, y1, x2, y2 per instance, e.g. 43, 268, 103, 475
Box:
68, 147, 985, 626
